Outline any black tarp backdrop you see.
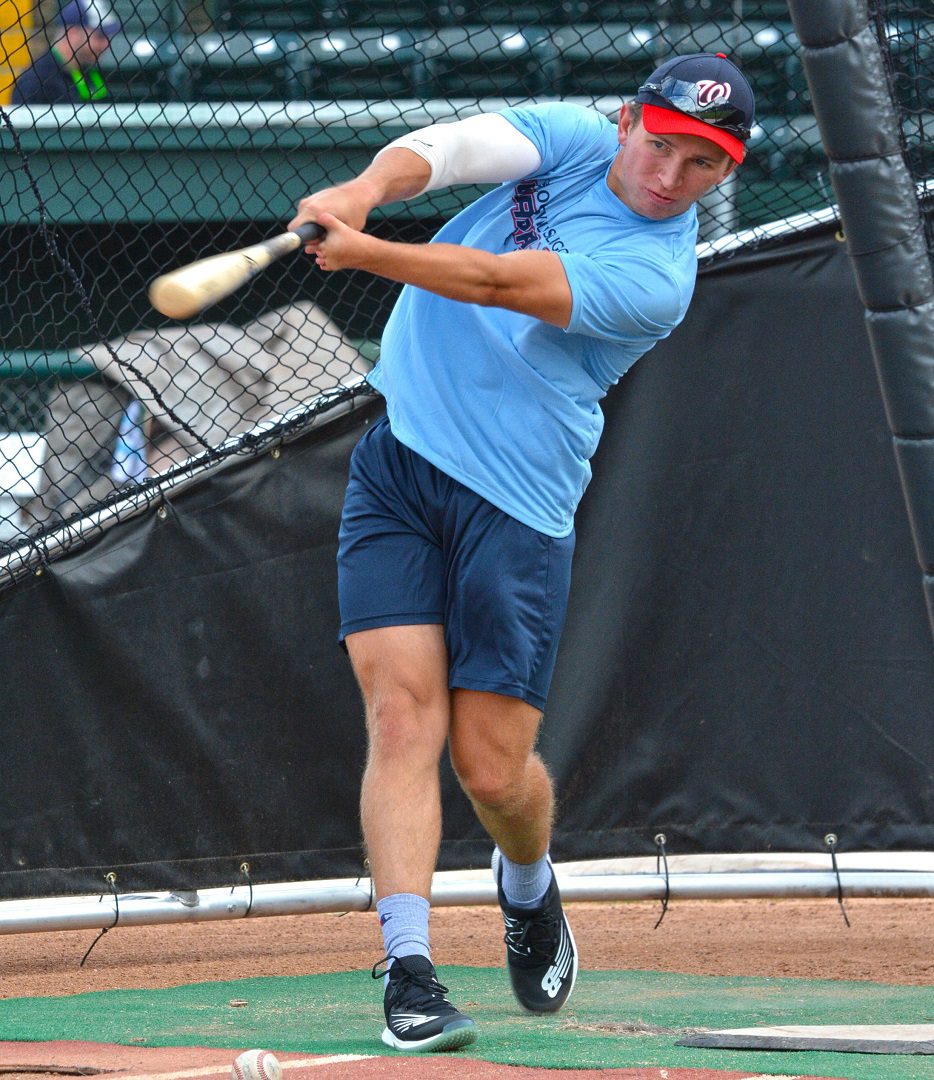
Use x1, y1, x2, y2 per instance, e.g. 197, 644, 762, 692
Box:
2, 221, 933, 900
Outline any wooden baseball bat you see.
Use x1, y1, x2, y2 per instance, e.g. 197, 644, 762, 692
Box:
148, 222, 325, 320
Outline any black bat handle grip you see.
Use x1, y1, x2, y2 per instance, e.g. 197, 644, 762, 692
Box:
294, 222, 326, 243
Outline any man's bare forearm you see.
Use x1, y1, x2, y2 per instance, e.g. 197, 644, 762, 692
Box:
289, 149, 432, 234
313, 213, 571, 327
327, 234, 501, 303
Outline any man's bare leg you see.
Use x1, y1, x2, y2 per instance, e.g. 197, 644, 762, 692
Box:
449, 687, 578, 1014
345, 624, 478, 1053
448, 688, 553, 864
345, 623, 450, 901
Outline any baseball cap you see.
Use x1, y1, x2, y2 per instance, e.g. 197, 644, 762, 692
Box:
59, 0, 120, 36
634, 52, 755, 163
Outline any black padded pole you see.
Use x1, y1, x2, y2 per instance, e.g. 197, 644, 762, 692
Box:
786, 0, 934, 642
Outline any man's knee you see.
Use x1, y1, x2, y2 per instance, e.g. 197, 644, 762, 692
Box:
448, 689, 547, 808
366, 686, 447, 761
346, 625, 450, 764
451, 744, 539, 810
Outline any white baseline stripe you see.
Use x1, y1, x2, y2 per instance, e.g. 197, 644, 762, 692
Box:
122, 1056, 373, 1080
284, 1059, 374, 1070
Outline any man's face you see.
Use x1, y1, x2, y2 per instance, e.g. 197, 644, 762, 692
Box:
608, 104, 738, 221
65, 24, 112, 67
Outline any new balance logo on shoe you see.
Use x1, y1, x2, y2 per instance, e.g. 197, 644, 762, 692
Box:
495, 851, 579, 1014
542, 964, 565, 997
541, 920, 574, 997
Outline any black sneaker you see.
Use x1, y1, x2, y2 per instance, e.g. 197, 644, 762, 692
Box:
373, 954, 477, 1052
494, 851, 578, 1013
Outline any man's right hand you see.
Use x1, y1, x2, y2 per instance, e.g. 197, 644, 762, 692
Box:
288, 179, 378, 251
288, 148, 434, 251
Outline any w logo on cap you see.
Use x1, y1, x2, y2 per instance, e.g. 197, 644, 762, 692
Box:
696, 79, 732, 105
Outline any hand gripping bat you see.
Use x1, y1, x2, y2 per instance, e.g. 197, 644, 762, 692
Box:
148, 222, 325, 321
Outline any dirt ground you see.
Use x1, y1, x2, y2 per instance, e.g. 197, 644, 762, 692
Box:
1, 897, 931, 999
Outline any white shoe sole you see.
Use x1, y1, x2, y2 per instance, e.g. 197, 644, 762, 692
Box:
381, 1019, 478, 1052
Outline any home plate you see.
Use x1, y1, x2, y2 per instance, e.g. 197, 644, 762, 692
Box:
678, 1024, 934, 1055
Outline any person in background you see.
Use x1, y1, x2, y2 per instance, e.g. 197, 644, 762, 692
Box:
12, 0, 119, 105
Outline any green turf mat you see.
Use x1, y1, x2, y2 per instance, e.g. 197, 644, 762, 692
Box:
0, 968, 931, 1079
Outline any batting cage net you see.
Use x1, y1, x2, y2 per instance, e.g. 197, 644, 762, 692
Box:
0, 0, 930, 587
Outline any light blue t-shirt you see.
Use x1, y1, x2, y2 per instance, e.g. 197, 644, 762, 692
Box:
367, 102, 699, 538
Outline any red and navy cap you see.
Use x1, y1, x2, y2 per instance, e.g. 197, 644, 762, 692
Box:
634, 52, 755, 163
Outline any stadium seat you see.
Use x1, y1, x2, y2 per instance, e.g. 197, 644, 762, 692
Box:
215, 0, 447, 31
317, 0, 442, 29
296, 28, 424, 99
734, 111, 830, 229
571, 1, 660, 21
97, 33, 188, 102
668, 0, 793, 21
181, 31, 309, 101
218, 0, 440, 32
747, 113, 824, 184
409, 25, 562, 99
547, 23, 658, 98
431, 0, 591, 26
109, 0, 171, 36
219, 0, 318, 32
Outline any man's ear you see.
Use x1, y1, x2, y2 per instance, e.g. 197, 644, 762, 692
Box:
716, 159, 740, 184
617, 103, 635, 145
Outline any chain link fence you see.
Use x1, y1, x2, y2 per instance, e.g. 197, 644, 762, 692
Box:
0, 0, 930, 585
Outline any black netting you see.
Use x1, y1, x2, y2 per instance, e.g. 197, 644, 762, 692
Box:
0, 0, 929, 581
876, 2, 933, 255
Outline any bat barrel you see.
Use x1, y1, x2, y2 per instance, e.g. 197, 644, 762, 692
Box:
148, 222, 325, 321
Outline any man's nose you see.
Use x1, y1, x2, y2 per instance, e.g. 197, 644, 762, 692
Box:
657, 159, 684, 191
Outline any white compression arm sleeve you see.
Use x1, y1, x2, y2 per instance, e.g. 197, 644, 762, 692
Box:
373, 112, 543, 195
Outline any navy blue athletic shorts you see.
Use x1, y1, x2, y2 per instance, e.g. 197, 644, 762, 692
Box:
337, 415, 575, 711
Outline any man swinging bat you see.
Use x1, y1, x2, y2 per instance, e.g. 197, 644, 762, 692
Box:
286, 53, 755, 1053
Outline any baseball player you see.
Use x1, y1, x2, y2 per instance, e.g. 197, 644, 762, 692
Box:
289, 52, 755, 1052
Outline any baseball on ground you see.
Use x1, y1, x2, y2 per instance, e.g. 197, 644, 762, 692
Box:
231, 1049, 282, 1080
